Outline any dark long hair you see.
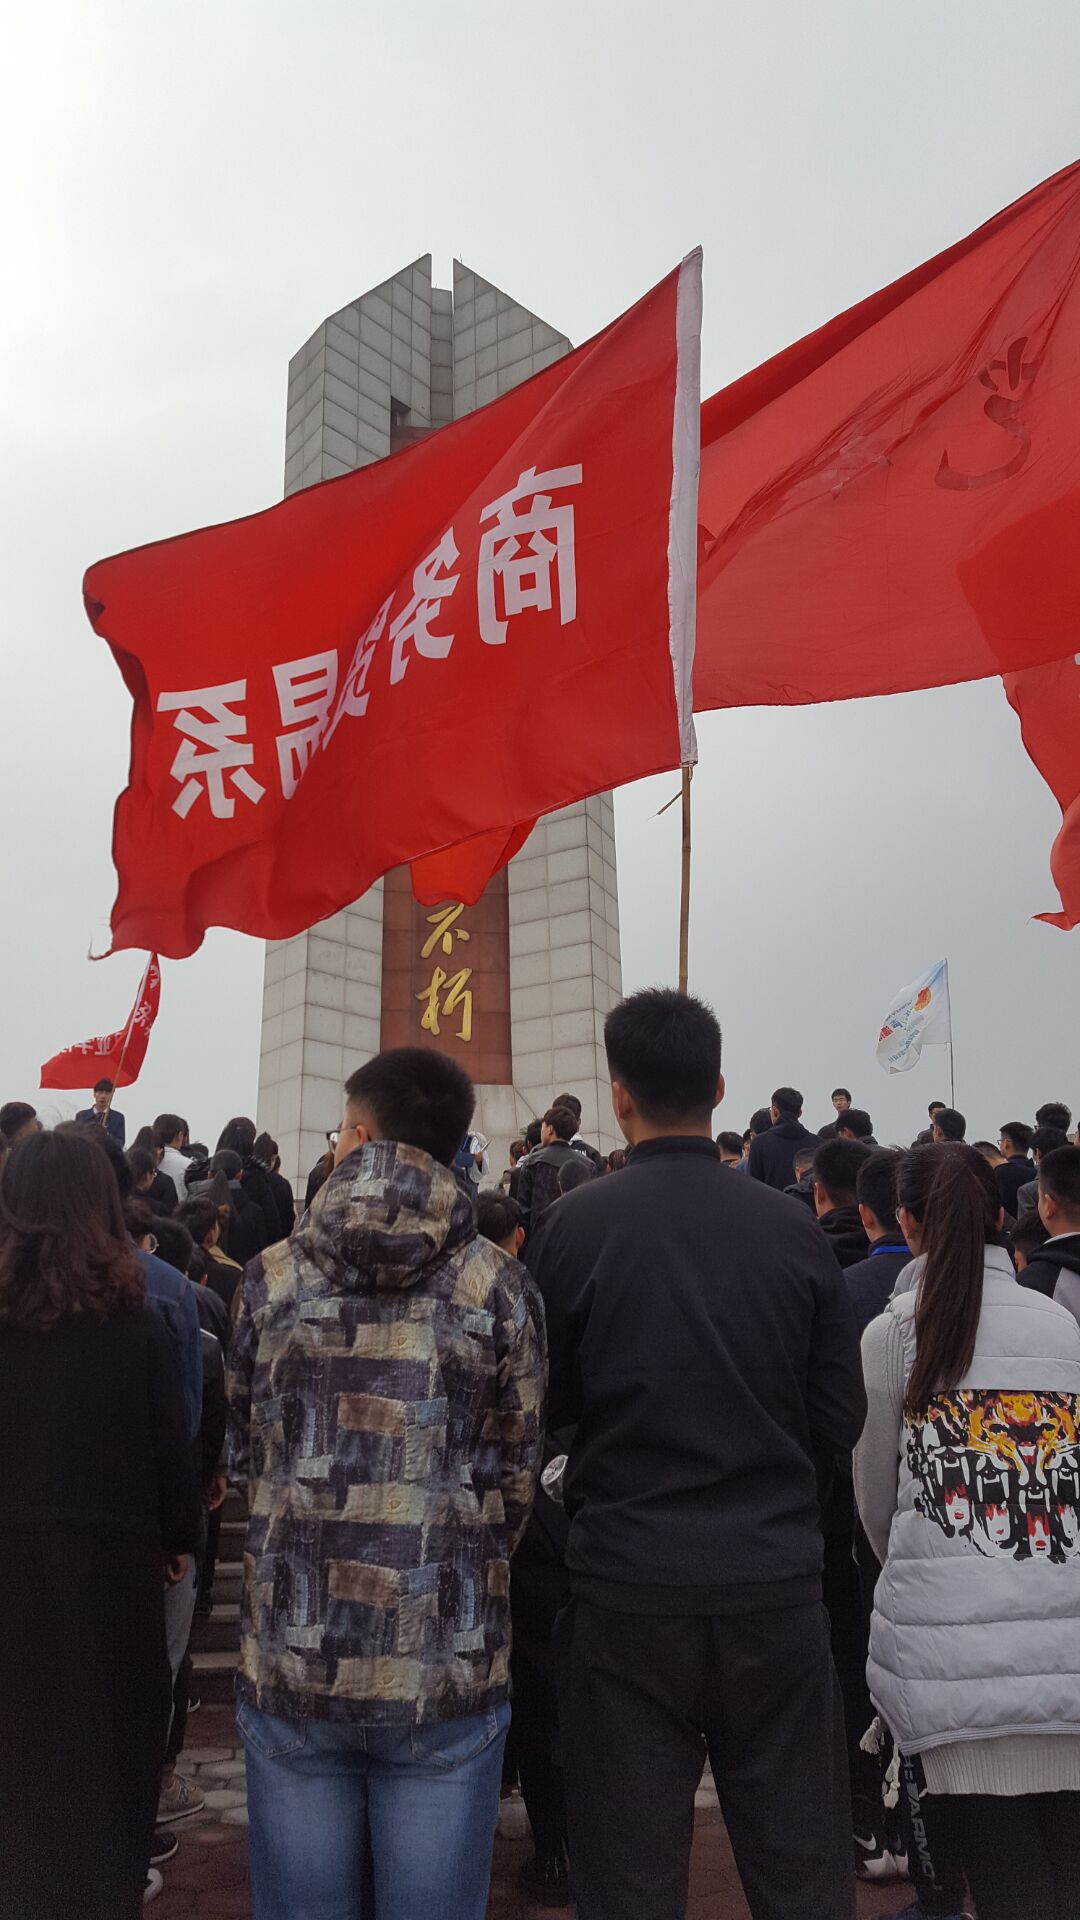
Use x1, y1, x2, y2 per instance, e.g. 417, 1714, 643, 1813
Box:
898, 1145, 1002, 1418
0, 1130, 143, 1332
217, 1117, 256, 1159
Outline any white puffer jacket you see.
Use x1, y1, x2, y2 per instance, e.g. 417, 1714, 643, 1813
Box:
861, 1249, 1080, 1764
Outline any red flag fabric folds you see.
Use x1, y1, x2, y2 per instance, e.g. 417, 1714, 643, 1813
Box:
40, 954, 162, 1090
87, 255, 701, 958
694, 160, 1080, 710
1003, 656, 1080, 931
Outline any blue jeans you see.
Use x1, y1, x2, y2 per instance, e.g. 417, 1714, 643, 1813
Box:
238, 1697, 510, 1920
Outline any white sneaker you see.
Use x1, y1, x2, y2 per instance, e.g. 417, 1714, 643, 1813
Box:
144, 1868, 163, 1905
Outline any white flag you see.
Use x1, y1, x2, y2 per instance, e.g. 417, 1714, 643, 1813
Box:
876, 959, 952, 1075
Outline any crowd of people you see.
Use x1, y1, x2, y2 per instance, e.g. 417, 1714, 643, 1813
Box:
1, 1023, 1079, 1920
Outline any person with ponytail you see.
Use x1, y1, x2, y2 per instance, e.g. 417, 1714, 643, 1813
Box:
855, 1145, 1080, 1920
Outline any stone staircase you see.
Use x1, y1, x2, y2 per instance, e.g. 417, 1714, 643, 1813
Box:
191, 1490, 245, 1704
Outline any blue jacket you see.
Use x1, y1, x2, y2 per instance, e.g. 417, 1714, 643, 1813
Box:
137, 1248, 202, 1439
76, 1106, 126, 1147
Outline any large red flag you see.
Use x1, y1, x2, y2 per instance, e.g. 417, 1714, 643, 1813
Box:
40, 954, 162, 1090
86, 256, 701, 958
1002, 656, 1080, 930
694, 161, 1080, 709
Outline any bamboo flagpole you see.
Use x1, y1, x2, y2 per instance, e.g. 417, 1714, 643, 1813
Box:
100, 953, 155, 1124
678, 764, 693, 994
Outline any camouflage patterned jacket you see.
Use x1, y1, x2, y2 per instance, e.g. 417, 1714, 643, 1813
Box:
225, 1140, 546, 1726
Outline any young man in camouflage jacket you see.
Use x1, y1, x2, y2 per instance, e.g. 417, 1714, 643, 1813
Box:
227, 1047, 545, 1920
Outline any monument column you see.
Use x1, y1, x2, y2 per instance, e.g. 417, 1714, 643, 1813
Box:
257, 257, 622, 1187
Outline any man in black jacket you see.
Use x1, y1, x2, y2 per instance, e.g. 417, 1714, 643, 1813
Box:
528, 989, 866, 1920
842, 1150, 911, 1334
995, 1120, 1036, 1216
812, 1138, 872, 1270
747, 1086, 818, 1189
517, 1107, 580, 1237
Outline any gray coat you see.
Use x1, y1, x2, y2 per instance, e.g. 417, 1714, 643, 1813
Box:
857, 1249, 1080, 1765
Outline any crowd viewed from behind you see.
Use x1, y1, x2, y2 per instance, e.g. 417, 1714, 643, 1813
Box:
1, 1031, 1079, 1920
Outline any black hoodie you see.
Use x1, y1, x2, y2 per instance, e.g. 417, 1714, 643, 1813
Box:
1021, 1232, 1080, 1301
747, 1116, 818, 1191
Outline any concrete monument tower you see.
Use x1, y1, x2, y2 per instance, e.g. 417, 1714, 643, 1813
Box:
256, 257, 622, 1186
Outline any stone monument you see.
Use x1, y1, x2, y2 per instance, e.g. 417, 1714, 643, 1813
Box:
256, 257, 622, 1187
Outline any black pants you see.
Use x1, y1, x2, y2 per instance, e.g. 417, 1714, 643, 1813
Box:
511, 1560, 568, 1857
821, 1530, 884, 1837
936, 1788, 1080, 1920
554, 1597, 853, 1920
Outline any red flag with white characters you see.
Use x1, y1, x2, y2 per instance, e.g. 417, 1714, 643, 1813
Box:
85, 255, 701, 958
694, 161, 1080, 710
1003, 656, 1080, 930
40, 954, 162, 1090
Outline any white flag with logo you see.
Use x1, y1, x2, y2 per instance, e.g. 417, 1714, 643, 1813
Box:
876, 959, 952, 1075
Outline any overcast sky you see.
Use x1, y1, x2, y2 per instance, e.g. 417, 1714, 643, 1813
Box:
3, 0, 1079, 1150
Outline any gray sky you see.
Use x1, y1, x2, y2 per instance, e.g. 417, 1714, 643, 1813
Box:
3, 0, 1079, 1149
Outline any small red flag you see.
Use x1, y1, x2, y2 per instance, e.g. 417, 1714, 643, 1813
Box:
40, 955, 162, 1091
694, 160, 1080, 709
86, 255, 701, 958
1003, 656, 1080, 931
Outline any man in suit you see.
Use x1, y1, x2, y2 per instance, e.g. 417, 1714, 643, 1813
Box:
76, 1078, 126, 1146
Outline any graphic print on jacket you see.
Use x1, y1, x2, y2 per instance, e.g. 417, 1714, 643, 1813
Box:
908, 1390, 1080, 1562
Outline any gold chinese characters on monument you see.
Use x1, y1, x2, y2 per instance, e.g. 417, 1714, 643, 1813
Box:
379, 865, 512, 1083
416, 903, 474, 1044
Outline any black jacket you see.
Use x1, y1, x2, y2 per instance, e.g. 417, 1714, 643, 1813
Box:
817, 1205, 870, 1270
528, 1136, 866, 1614
146, 1169, 178, 1216
1021, 1233, 1080, 1300
843, 1241, 912, 1334
747, 1117, 818, 1191
996, 1156, 1037, 1217
518, 1141, 580, 1235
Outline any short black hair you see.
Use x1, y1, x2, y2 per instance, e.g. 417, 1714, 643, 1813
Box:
177, 1197, 220, 1248
831, 1088, 852, 1102
1010, 1212, 1050, 1262
856, 1148, 904, 1232
552, 1092, 582, 1122
543, 1106, 578, 1143
476, 1191, 524, 1246
716, 1130, 744, 1157
0, 1101, 36, 1142
61, 1121, 133, 1201
1036, 1102, 1072, 1134
524, 1119, 543, 1151
604, 988, 722, 1124
127, 1146, 155, 1185
154, 1216, 195, 1279
839, 1108, 874, 1140
124, 1197, 155, 1241
1033, 1126, 1069, 1161
772, 1087, 804, 1119
1039, 1145, 1080, 1217
973, 1141, 1001, 1161
928, 1101, 947, 1116
1000, 1121, 1034, 1154
508, 1139, 527, 1164
93, 1078, 115, 1095
344, 1048, 474, 1166
558, 1155, 595, 1195
153, 1114, 188, 1149
812, 1137, 873, 1204
933, 1107, 966, 1142
792, 1146, 816, 1177
748, 1108, 773, 1137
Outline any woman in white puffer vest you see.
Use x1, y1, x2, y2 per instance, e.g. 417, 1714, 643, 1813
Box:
855, 1143, 1080, 1920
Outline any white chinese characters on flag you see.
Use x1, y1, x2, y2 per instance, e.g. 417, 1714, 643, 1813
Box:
876, 959, 952, 1075
40, 955, 162, 1091
84, 254, 702, 959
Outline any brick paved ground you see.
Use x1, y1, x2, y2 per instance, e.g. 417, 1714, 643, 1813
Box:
157, 1706, 914, 1919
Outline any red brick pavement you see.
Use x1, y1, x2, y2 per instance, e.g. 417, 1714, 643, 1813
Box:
157, 1707, 913, 1919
